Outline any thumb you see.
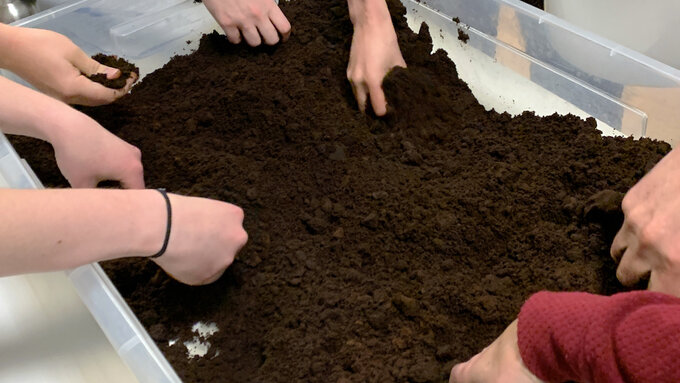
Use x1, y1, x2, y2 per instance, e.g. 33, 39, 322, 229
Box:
72, 50, 121, 78
101, 65, 122, 80
68, 175, 97, 189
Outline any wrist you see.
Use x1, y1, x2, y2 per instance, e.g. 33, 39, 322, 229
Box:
348, 0, 392, 28
38, 99, 84, 145
116, 189, 169, 259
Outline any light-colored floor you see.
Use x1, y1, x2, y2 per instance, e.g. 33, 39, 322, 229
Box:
0, 272, 138, 383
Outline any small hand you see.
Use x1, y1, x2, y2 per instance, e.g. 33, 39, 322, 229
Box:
3, 27, 136, 106
346, 0, 406, 116
151, 194, 248, 285
611, 147, 680, 297
450, 320, 545, 383
51, 109, 144, 189
202, 0, 291, 46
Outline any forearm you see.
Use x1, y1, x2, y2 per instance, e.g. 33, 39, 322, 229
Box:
0, 23, 20, 69
347, 0, 392, 27
0, 75, 71, 142
0, 188, 165, 276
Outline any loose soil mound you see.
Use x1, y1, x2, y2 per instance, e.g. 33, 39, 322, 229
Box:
10, 0, 668, 382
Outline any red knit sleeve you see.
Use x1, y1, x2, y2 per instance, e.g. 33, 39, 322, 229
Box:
517, 290, 680, 383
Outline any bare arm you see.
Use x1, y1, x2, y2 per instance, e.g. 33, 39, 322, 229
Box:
0, 188, 248, 285
0, 75, 144, 188
346, 0, 406, 116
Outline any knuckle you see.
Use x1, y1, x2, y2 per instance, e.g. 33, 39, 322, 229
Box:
638, 223, 658, 248
621, 192, 635, 214
230, 205, 245, 222
247, 5, 263, 19
265, 35, 280, 46
218, 13, 236, 27
236, 228, 249, 246
131, 146, 142, 160
124, 158, 144, 180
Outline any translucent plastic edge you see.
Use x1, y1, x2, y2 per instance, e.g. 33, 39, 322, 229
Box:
0, 129, 181, 383
499, 0, 680, 83
67, 264, 182, 383
420, 0, 680, 84
11, 0, 93, 27
404, 0, 648, 137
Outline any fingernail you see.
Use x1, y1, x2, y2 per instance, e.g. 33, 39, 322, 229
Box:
103, 67, 121, 79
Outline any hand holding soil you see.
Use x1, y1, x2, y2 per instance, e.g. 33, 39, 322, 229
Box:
612, 147, 680, 297
449, 320, 544, 383
0, 25, 136, 106
347, 0, 406, 116
201, 0, 291, 46
88, 53, 139, 90
149, 194, 248, 285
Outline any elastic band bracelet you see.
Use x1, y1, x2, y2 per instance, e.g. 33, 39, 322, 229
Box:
150, 188, 172, 259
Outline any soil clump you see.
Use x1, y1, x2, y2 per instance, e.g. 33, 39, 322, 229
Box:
88, 53, 139, 89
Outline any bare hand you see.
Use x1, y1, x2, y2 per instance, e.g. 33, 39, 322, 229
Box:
3, 27, 136, 106
450, 320, 544, 383
202, 0, 291, 46
51, 109, 144, 189
152, 194, 248, 285
347, 0, 406, 116
611, 147, 680, 297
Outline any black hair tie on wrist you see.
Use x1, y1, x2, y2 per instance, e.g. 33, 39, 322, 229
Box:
150, 188, 172, 259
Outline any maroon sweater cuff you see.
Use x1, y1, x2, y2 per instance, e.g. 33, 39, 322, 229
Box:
517, 290, 680, 383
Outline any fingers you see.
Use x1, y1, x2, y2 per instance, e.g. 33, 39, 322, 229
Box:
257, 18, 280, 46
349, 80, 368, 113
349, 79, 387, 116
224, 25, 242, 44
268, 5, 291, 42
616, 242, 652, 286
66, 75, 132, 106
241, 25, 262, 47
611, 222, 631, 262
71, 49, 105, 77
368, 82, 388, 116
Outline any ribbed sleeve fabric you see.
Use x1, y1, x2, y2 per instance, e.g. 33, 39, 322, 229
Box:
518, 290, 680, 383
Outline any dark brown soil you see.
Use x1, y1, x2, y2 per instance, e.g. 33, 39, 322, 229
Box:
521, 0, 544, 9
9, 0, 669, 382
457, 28, 469, 43
88, 53, 139, 89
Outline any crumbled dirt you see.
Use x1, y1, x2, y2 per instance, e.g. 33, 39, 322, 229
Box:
9, 0, 669, 382
521, 0, 544, 9
88, 53, 139, 89
457, 28, 469, 43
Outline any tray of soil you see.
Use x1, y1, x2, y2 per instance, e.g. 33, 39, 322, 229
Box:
6, 0, 678, 382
